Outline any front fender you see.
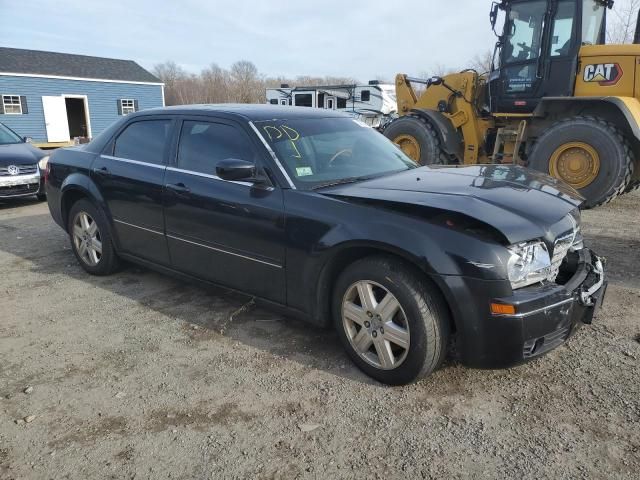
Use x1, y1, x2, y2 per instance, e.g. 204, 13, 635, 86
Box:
302, 221, 508, 327
411, 108, 464, 159
534, 96, 640, 142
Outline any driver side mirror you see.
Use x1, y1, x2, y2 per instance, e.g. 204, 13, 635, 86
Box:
216, 158, 266, 184
23, 136, 32, 143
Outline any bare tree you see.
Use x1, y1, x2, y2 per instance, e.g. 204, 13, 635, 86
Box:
201, 63, 231, 103
607, 0, 640, 44
468, 50, 494, 74
153, 61, 190, 106
154, 59, 361, 106
229, 60, 263, 103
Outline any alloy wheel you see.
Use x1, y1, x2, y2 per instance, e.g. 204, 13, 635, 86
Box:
341, 280, 410, 370
72, 211, 102, 266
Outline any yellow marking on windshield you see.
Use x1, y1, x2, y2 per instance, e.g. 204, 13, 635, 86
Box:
263, 125, 283, 140
281, 126, 300, 141
263, 124, 303, 159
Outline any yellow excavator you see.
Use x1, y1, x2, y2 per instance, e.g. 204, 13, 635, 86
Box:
384, 0, 640, 208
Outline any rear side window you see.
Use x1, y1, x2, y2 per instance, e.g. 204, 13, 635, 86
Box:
177, 121, 257, 175
113, 120, 171, 164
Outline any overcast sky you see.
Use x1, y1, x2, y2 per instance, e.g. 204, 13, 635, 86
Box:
1, 0, 498, 81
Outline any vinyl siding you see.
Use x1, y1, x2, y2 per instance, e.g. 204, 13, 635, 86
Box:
0, 75, 163, 142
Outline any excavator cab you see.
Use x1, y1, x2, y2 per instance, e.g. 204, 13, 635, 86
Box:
488, 0, 610, 113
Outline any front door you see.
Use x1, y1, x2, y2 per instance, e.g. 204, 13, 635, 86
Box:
92, 117, 175, 264
42, 96, 71, 142
163, 118, 286, 303
491, 0, 548, 113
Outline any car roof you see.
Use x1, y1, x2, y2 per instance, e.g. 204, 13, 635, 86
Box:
136, 104, 350, 121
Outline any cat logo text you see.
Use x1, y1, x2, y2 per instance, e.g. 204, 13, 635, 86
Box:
583, 63, 623, 86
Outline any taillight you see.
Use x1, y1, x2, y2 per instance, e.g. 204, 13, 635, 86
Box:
44, 162, 51, 183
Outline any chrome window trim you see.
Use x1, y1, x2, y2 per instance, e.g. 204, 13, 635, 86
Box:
100, 155, 166, 169
493, 297, 574, 318
248, 121, 296, 189
166, 234, 283, 269
166, 166, 258, 188
113, 219, 164, 236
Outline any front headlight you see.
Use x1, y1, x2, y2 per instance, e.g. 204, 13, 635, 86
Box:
507, 241, 552, 289
38, 155, 50, 170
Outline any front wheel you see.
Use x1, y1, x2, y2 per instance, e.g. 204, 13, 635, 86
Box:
333, 256, 450, 385
528, 116, 634, 208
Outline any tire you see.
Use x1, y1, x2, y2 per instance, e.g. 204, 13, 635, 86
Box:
528, 116, 634, 209
383, 114, 449, 166
67, 198, 119, 275
624, 179, 640, 194
333, 255, 450, 385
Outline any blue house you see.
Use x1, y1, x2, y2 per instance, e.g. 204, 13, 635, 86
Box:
0, 47, 164, 146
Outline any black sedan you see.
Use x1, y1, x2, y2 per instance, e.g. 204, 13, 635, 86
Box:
45, 105, 606, 385
0, 122, 48, 201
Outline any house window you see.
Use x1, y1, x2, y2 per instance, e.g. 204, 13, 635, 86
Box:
269, 99, 279, 105
120, 99, 136, 115
337, 98, 347, 109
360, 90, 371, 102
2, 95, 22, 114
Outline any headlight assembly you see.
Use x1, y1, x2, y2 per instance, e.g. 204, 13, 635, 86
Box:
507, 241, 552, 290
38, 155, 50, 170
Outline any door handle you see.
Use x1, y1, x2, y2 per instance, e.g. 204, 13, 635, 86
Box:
166, 182, 191, 195
93, 166, 111, 176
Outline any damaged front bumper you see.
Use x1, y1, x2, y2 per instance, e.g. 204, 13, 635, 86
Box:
447, 248, 607, 369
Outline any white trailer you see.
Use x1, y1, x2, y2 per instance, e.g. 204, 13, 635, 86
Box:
266, 81, 397, 130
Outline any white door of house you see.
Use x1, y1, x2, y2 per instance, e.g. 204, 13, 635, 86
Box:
325, 96, 337, 109
42, 96, 70, 142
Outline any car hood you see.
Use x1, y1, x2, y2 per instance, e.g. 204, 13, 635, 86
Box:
0, 143, 46, 166
319, 165, 583, 244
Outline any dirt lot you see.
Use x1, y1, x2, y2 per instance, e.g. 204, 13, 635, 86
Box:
1, 193, 639, 480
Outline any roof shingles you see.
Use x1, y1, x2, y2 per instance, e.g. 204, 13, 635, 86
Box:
0, 47, 161, 83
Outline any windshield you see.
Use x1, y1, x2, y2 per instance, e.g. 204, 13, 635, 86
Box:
582, 0, 605, 45
256, 118, 416, 189
0, 123, 23, 145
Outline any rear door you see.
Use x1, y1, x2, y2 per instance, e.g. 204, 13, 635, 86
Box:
163, 117, 286, 303
92, 117, 175, 265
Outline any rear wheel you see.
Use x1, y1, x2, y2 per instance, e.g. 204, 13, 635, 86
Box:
68, 199, 119, 275
384, 115, 449, 166
528, 116, 634, 208
333, 256, 450, 385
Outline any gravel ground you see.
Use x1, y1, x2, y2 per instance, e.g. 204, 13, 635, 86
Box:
1, 192, 639, 480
